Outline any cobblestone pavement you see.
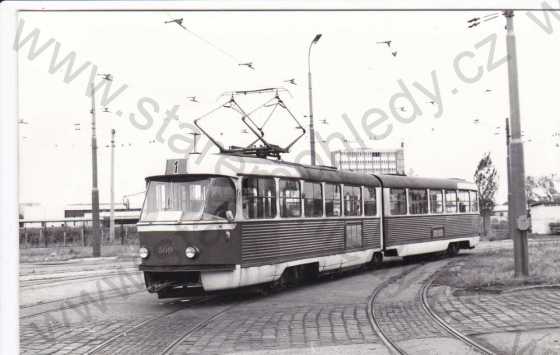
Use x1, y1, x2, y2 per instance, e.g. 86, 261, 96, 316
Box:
147, 268, 400, 355
21, 316, 145, 355
169, 303, 376, 354
370, 258, 478, 354
374, 300, 445, 342
25, 250, 560, 355
430, 286, 560, 338
20, 263, 409, 354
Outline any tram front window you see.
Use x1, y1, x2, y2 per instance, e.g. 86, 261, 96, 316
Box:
141, 177, 236, 222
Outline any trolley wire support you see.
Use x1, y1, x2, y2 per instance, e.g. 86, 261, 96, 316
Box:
194, 87, 305, 160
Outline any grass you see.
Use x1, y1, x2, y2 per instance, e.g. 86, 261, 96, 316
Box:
20, 244, 139, 263
437, 238, 560, 291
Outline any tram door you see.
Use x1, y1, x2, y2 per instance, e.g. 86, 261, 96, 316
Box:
343, 185, 363, 250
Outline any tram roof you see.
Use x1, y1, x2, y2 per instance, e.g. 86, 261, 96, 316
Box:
373, 174, 477, 191
162, 154, 381, 186
156, 154, 476, 190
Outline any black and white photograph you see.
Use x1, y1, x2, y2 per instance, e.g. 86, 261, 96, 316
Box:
2, 1, 560, 354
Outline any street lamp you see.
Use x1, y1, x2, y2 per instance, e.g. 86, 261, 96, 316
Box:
307, 33, 322, 166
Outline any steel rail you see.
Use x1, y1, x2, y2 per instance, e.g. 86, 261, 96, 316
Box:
160, 303, 237, 354
20, 287, 144, 319
87, 296, 217, 355
420, 274, 497, 355
20, 269, 139, 288
367, 266, 417, 355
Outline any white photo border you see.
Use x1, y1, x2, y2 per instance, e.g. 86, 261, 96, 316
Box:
0, 1, 557, 354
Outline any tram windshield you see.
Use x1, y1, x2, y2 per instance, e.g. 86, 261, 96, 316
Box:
140, 177, 236, 222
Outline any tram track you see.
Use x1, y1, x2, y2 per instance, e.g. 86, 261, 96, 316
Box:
20, 268, 139, 289
160, 302, 238, 355
367, 264, 418, 355
85, 295, 237, 355
20, 268, 144, 318
419, 272, 497, 355
368, 259, 497, 355
20, 287, 144, 319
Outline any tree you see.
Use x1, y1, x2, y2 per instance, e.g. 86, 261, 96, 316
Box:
537, 175, 558, 202
526, 174, 559, 203
474, 153, 498, 236
525, 176, 539, 204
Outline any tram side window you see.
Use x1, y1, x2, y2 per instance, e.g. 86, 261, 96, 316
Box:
445, 190, 458, 213
458, 190, 471, 213
409, 189, 428, 214
303, 181, 323, 217
390, 188, 407, 215
325, 183, 341, 217
469, 191, 479, 212
279, 179, 301, 217
343, 185, 362, 216
364, 187, 377, 216
242, 177, 277, 219
429, 189, 444, 213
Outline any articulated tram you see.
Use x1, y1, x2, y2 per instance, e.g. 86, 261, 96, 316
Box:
137, 154, 480, 298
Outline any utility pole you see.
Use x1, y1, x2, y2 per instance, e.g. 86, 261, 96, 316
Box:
90, 82, 101, 257
110, 128, 115, 242
90, 73, 112, 257
307, 33, 322, 166
504, 10, 529, 277
505, 118, 513, 244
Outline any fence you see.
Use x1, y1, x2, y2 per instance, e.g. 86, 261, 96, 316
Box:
19, 223, 138, 248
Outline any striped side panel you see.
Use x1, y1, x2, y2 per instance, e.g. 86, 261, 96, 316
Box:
240, 218, 382, 267
363, 219, 381, 249
385, 214, 480, 247
241, 220, 345, 267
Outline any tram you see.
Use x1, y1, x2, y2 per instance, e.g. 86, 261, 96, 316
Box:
137, 153, 480, 298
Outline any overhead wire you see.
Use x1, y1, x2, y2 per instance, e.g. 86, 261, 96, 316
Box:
164, 13, 241, 64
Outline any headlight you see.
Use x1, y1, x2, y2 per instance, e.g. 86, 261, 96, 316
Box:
185, 246, 199, 259
139, 247, 149, 259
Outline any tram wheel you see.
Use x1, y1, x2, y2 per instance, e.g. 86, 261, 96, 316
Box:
447, 243, 459, 257
370, 252, 383, 269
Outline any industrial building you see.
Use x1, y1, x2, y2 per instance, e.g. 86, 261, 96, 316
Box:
530, 202, 560, 234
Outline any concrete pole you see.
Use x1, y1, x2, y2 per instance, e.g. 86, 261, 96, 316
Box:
307, 34, 322, 166
110, 129, 115, 242
506, 118, 514, 240
504, 10, 529, 277
90, 82, 101, 257
307, 70, 316, 166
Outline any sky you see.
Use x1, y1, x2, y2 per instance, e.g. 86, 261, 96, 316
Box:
16, 9, 560, 218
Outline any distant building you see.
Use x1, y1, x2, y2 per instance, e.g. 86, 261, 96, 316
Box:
530, 202, 560, 234
331, 146, 405, 175
490, 203, 508, 223
64, 203, 132, 218
18, 203, 45, 220
64, 203, 141, 225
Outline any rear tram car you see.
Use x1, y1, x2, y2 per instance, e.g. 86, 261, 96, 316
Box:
137, 154, 480, 298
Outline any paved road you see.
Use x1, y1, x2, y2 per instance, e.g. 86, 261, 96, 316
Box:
20, 258, 404, 354
19, 240, 560, 354
20, 257, 140, 310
